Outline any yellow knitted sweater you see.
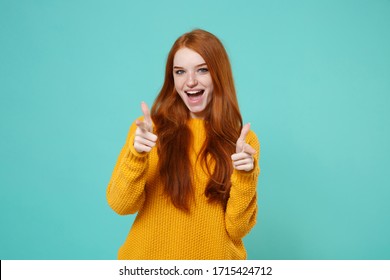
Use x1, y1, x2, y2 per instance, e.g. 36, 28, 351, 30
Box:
106, 118, 260, 260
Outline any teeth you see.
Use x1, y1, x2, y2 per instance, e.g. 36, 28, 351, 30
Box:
186, 90, 203, 95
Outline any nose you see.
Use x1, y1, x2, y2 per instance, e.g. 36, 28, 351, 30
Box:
186, 72, 198, 87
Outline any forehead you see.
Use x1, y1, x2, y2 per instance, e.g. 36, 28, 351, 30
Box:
173, 47, 206, 66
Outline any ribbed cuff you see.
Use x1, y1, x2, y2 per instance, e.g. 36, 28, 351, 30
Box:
230, 165, 260, 194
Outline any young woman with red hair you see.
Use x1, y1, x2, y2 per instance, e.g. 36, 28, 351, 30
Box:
107, 29, 260, 259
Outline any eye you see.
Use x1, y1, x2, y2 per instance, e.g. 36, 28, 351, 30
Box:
198, 67, 209, 73
174, 69, 185, 75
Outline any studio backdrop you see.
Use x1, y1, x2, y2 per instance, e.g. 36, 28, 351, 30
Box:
1, 0, 389, 259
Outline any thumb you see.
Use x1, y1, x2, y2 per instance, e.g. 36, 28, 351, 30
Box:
236, 123, 251, 153
243, 143, 256, 155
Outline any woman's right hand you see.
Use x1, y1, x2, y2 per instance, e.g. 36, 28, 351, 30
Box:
133, 102, 158, 153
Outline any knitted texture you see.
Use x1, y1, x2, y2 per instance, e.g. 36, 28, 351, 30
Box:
106, 118, 260, 259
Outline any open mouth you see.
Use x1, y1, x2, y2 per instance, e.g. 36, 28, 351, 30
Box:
185, 90, 204, 97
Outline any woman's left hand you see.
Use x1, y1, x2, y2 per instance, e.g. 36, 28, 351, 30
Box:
231, 123, 256, 172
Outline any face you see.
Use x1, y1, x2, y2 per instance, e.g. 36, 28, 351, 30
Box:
173, 47, 214, 119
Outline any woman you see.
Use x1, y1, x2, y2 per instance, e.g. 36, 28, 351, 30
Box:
106, 29, 260, 260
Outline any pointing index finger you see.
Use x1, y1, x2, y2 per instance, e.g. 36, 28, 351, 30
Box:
238, 123, 251, 142
141, 101, 152, 126
236, 123, 252, 153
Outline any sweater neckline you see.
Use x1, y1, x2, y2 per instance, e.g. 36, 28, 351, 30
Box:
188, 118, 205, 126
188, 117, 205, 123
187, 118, 206, 132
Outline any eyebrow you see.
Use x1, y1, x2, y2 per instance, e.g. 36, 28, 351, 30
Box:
173, 63, 207, 69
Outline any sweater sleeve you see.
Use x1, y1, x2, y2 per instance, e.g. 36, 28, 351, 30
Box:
106, 120, 149, 215
225, 130, 260, 240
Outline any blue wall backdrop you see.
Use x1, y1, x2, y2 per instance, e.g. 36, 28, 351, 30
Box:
1, 0, 389, 259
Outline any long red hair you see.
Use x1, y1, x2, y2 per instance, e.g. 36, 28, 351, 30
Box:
151, 29, 243, 211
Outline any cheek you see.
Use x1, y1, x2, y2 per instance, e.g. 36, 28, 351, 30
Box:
173, 76, 184, 90
174, 79, 185, 99
202, 76, 213, 90
206, 80, 214, 93
209, 83, 214, 93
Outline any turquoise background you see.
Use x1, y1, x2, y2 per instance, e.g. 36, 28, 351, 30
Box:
1, 0, 389, 260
